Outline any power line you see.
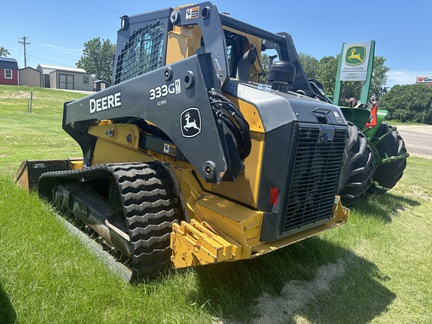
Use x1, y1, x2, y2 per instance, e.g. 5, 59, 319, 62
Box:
18, 36, 31, 67
28, 54, 76, 68
80, 0, 123, 15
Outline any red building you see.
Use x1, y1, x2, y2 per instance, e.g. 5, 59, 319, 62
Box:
0, 57, 19, 85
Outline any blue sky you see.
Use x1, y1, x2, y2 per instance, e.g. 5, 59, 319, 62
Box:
1, 0, 431, 87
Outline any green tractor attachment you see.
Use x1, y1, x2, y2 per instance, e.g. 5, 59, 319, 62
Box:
310, 61, 408, 207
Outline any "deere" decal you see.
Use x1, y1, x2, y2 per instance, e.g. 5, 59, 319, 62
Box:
89, 92, 122, 114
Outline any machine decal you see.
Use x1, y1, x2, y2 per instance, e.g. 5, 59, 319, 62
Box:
163, 143, 177, 156
149, 79, 181, 101
333, 111, 344, 123
180, 108, 201, 138
185, 6, 200, 20
345, 45, 366, 65
89, 92, 122, 114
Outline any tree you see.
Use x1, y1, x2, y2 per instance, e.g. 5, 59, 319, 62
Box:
379, 84, 432, 124
370, 56, 390, 99
298, 52, 319, 79
0, 46, 10, 57
76, 37, 115, 84
260, 53, 270, 83
317, 55, 339, 96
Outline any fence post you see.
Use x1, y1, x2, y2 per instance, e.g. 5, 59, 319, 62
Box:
29, 90, 33, 114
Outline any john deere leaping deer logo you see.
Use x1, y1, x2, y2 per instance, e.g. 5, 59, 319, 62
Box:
345, 46, 366, 65
181, 108, 201, 138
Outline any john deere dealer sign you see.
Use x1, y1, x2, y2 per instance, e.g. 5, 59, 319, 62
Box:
339, 41, 373, 81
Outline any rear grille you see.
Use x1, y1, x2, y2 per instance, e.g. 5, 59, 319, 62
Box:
283, 124, 346, 232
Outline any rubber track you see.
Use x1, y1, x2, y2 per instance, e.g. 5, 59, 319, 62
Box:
39, 162, 181, 281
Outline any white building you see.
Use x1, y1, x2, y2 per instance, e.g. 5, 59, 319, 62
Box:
36, 64, 94, 91
19, 67, 42, 87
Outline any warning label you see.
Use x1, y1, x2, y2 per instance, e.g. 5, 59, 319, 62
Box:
163, 143, 177, 156
186, 6, 200, 20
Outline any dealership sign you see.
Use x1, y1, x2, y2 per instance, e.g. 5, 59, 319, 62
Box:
417, 76, 432, 83
339, 41, 373, 81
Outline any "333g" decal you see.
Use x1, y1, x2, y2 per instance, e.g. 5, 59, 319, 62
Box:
149, 79, 181, 100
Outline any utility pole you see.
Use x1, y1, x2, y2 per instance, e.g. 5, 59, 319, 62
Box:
18, 36, 31, 67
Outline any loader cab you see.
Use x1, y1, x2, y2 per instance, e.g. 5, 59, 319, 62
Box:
219, 13, 314, 97
112, 3, 314, 97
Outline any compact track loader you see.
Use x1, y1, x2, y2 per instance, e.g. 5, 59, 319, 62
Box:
15, 2, 349, 280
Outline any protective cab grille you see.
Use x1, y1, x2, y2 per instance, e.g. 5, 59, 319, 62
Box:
114, 21, 165, 84
283, 124, 346, 232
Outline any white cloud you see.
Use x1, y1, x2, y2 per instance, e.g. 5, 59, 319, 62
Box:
41, 43, 81, 53
41, 43, 58, 49
386, 70, 432, 88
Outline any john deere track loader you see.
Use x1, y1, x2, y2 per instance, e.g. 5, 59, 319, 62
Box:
15, 2, 349, 280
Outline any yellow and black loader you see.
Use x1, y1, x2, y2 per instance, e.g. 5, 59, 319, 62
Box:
16, 2, 349, 281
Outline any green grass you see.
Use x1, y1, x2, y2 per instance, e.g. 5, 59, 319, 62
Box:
1, 85, 432, 323
0, 86, 83, 177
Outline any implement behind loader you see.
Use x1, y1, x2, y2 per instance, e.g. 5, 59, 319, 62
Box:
15, 2, 349, 281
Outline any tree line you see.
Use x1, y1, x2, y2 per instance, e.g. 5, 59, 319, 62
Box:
379, 83, 432, 124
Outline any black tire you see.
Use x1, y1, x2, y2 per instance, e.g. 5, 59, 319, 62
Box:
338, 122, 375, 207
368, 121, 408, 194
113, 162, 182, 281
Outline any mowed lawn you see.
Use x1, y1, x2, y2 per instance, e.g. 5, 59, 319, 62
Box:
0, 85, 431, 323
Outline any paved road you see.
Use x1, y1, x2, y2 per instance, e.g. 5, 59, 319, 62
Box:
395, 125, 432, 159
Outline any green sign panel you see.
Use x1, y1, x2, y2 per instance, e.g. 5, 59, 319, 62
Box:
333, 40, 375, 106
338, 41, 373, 81
345, 46, 366, 65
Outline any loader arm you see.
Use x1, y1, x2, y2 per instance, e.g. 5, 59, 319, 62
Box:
63, 54, 241, 184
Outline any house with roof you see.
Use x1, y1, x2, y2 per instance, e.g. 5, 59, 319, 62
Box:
19, 67, 42, 87
0, 57, 19, 85
36, 64, 94, 91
